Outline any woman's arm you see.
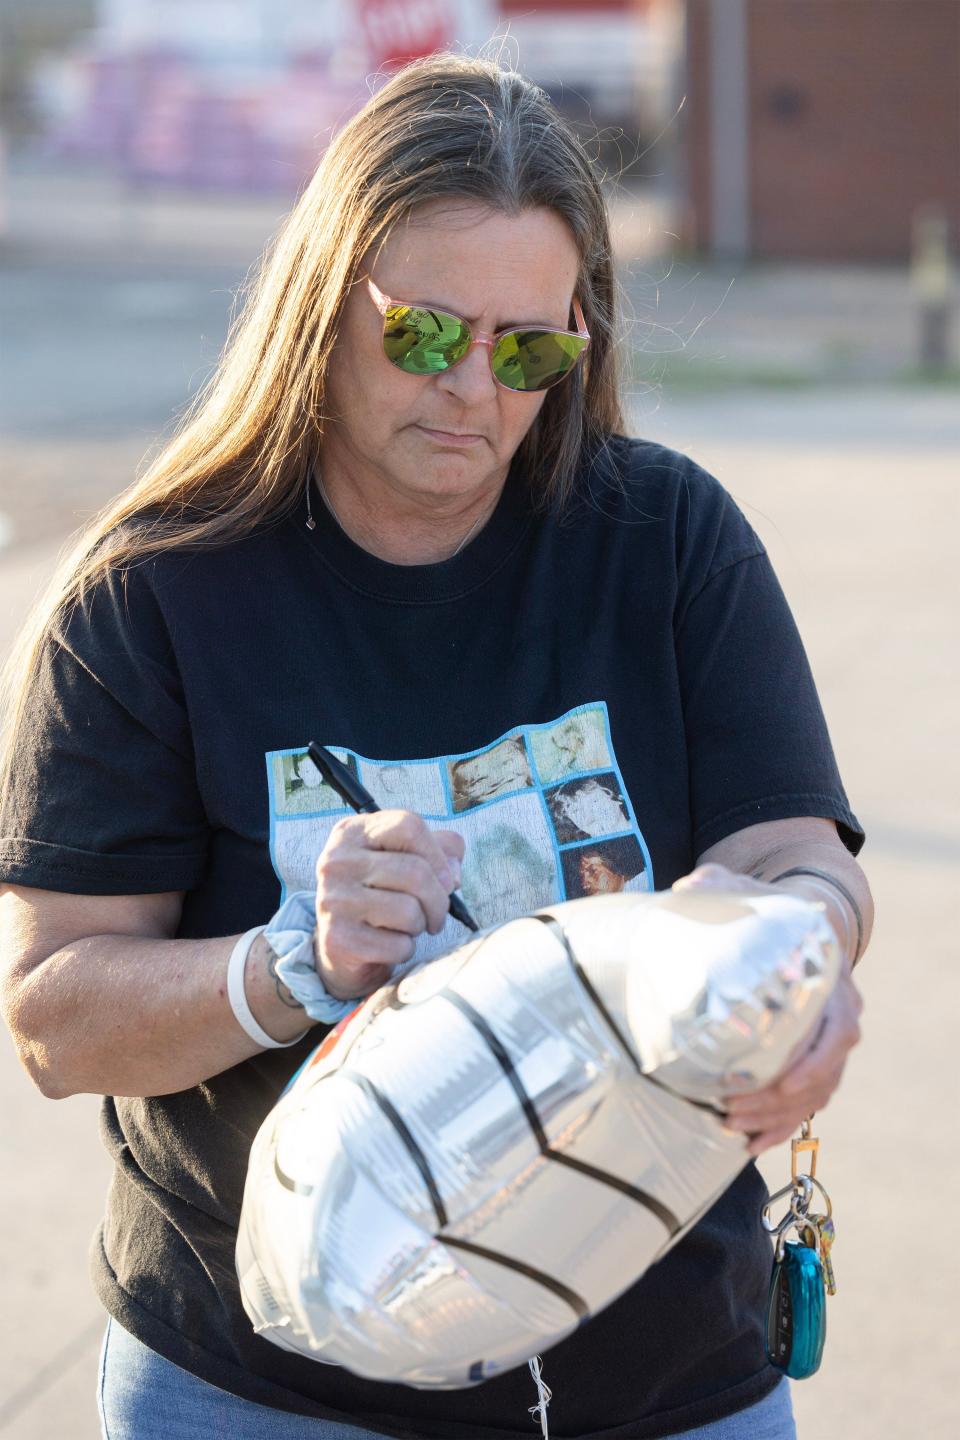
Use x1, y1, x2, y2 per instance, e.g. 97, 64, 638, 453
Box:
0, 810, 465, 1100
693, 814, 873, 966
0, 885, 312, 1099
676, 814, 873, 1153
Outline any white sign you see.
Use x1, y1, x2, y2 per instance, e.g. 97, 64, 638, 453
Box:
97, 0, 496, 60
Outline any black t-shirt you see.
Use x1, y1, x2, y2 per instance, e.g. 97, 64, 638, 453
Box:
0, 437, 863, 1439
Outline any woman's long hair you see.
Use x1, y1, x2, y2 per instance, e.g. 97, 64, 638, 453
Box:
1, 52, 624, 780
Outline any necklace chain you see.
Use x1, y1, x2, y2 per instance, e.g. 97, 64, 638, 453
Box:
309, 471, 486, 558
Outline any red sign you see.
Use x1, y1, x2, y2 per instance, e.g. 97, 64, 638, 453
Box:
355, 0, 454, 70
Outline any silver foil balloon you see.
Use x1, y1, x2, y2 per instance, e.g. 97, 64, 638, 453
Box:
236, 889, 839, 1388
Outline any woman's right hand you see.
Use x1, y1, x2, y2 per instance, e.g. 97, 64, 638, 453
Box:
313, 811, 465, 1001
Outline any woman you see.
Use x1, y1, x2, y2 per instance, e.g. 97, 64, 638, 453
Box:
0, 54, 870, 1440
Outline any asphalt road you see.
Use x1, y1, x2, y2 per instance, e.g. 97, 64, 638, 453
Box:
1, 175, 957, 1435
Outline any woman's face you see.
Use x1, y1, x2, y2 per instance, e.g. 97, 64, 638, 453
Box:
579, 853, 625, 895
322, 200, 582, 506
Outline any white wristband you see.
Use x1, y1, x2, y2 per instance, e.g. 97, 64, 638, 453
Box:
227, 926, 310, 1050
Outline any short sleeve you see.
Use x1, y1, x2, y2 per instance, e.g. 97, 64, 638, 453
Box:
673, 474, 864, 859
0, 562, 210, 894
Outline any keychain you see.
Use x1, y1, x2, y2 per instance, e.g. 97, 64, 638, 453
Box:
761, 1117, 837, 1379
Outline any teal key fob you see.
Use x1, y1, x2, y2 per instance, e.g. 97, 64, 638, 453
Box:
765, 1240, 826, 1379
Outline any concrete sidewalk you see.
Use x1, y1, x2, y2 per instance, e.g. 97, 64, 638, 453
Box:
0, 537, 111, 1438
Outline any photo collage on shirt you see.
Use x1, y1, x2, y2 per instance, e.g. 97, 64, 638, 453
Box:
265, 701, 653, 961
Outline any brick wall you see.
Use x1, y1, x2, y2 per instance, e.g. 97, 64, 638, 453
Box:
686, 0, 960, 261
684, 0, 713, 253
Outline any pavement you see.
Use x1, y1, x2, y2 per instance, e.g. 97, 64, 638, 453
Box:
1, 162, 958, 1438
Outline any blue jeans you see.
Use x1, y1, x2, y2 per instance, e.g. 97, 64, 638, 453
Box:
97, 1317, 797, 1439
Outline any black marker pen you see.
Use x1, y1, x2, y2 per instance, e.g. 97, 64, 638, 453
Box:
307, 741, 479, 933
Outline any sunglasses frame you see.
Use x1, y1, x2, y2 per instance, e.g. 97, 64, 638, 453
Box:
366, 276, 591, 393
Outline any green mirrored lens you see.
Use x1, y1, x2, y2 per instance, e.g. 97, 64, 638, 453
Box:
492, 330, 587, 392
382, 305, 470, 374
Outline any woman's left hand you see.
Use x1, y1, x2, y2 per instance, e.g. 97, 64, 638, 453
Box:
672, 863, 864, 1156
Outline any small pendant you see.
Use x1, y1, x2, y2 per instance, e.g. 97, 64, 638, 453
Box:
305, 516, 316, 531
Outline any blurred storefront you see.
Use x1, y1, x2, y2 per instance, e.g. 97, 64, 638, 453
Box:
16, 0, 682, 193
30, 1, 495, 189
685, 0, 960, 261
498, 1, 680, 131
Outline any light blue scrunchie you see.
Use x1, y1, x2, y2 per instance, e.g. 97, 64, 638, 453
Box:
264, 890, 359, 1025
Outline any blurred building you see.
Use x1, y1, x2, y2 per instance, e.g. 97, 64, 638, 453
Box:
685, 0, 960, 261
0, 0, 97, 136
499, 0, 680, 133
28, 1, 498, 189
18, 0, 682, 192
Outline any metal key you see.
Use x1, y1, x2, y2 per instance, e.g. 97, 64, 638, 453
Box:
799, 1213, 837, 1296
797, 1219, 820, 1257
807, 1174, 837, 1297
815, 1215, 837, 1296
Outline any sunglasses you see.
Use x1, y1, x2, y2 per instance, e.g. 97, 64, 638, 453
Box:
367, 277, 591, 393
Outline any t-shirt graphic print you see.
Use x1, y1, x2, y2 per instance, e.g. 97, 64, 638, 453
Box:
266, 701, 654, 951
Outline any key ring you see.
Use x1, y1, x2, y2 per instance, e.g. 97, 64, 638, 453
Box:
806, 1174, 832, 1218
762, 1174, 814, 1239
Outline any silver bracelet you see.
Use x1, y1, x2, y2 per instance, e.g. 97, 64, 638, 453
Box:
227, 926, 311, 1050
770, 866, 863, 965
